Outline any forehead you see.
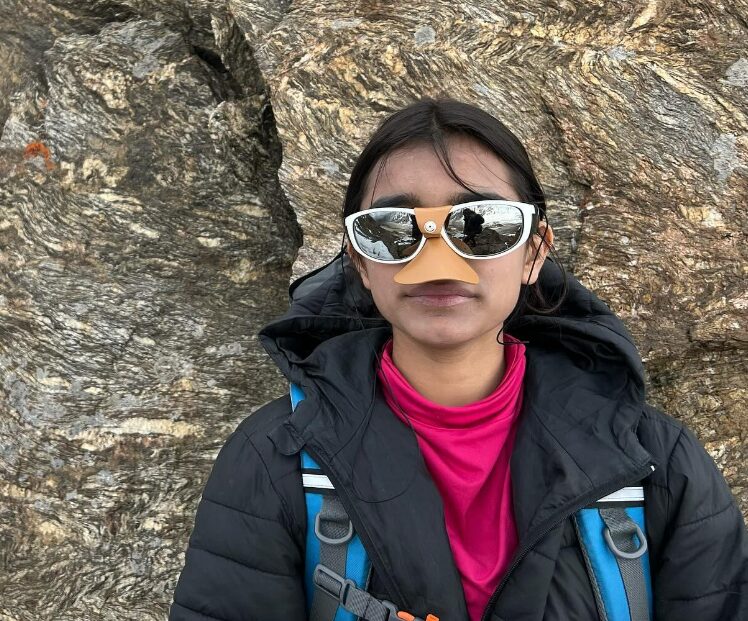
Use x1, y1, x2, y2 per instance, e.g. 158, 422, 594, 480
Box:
360, 135, 520, 207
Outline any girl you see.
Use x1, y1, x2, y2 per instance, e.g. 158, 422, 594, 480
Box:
169, 97, 746, 621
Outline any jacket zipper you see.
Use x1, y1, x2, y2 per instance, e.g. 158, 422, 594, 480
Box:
302, 443, 409, 608
479, 460, 656, 621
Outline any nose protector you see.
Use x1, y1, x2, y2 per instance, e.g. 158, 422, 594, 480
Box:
393, 205, 480, 285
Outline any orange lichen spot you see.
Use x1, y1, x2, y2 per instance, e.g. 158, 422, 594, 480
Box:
23, 140, 55, 170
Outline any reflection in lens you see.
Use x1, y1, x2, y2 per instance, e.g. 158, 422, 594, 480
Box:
352, 211, 421, 260
446, 203, 523, 256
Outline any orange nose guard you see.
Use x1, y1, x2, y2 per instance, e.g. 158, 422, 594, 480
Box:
393, 205, 479, 285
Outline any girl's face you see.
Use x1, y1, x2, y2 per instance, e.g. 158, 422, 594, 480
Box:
348, 135, 553, 349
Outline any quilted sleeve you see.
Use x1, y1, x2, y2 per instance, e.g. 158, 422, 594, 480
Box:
169, 428, 306, 621
652, 423, 748, 620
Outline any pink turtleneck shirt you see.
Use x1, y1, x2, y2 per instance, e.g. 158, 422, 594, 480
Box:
376, 334, 526, 621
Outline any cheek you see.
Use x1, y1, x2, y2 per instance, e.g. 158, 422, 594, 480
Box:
362, 263, 400, 310
473, 255, 525, 303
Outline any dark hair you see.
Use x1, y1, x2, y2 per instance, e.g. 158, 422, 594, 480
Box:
341, 95, 568, 317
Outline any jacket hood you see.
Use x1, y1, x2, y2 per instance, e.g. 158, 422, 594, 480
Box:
258, 250, 646, 403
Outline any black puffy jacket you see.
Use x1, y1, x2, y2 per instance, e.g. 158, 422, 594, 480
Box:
169, 254, 747, 621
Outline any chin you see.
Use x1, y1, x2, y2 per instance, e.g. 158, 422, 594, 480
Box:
399, 320, 481, 349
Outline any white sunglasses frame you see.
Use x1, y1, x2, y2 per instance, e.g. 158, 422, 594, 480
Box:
344, 199, 540, 265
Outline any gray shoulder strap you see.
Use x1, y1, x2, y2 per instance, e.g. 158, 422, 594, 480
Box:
599, 508, 650, 621
310, 494, 354, 621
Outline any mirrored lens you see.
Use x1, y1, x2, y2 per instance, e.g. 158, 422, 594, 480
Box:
351, 211, 422, 261
445, 203, 524, 256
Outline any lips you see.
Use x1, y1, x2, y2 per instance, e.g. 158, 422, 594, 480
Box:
406, 283, 476, 297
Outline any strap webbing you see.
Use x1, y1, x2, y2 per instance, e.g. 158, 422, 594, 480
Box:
575, 501, 653, 621
310, 496, 351, 621
572, 516, 609, 621
599, 508, 651, 621
313, 565, 400, 621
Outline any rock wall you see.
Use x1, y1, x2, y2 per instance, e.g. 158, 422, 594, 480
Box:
0, 1, 745, 618
0, 3, 300, 619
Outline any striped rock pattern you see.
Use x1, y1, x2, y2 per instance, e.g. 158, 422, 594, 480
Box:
0, 1, 745, 618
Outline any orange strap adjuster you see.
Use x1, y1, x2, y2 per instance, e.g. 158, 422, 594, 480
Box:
396, 612, 440, 621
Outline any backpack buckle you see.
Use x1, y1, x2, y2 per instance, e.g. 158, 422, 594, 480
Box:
312, 564, 434, 621
313, 563, 356, 602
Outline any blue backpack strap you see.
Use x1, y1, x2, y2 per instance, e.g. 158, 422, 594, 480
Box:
290, 381, 306, 411
573, 485, 653, 621
290, 382, 374, 621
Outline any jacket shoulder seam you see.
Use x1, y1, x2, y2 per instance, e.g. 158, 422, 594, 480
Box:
661, 426, 686, 523
642, 402, 680, 424
665, 426, 685, 469
170, 601, 227, 620
661, 579, 748, 603
189, 542, 296, 578
236, 395, 292, 440
239, 428, 297, 533
202, 495, 283, 524
673, 499, 737, 530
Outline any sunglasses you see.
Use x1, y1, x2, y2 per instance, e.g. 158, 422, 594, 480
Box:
344, 199, 540, 264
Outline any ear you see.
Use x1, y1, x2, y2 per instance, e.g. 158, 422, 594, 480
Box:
522, 222, 554, 285
346, 241, 371, 290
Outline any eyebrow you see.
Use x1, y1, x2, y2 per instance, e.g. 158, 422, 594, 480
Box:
368, 190, 511, 210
